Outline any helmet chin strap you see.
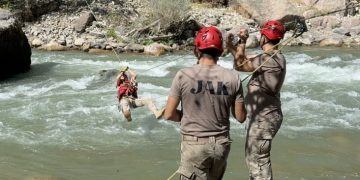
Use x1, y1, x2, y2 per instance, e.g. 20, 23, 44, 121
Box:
260, 35, 279, 51
259, 35, 269, 49
193, 48, 201, 60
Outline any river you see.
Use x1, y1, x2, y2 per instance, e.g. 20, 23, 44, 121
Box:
0, 47, 359, 180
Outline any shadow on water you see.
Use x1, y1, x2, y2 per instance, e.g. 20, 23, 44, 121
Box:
26, 62, 59, 77
0, 62, 58, 85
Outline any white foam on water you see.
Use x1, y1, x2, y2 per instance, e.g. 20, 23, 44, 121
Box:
43, 75, 95, 91
0, 125, 39, 145
283, 95, 360, 130
217, 58, 234, 69
285, 53, 360, 84
158, 120, 180, 132
286, 62, 360, 84
281, 92, 299, 99
0, 85, 31, 100
332, 119, 352, 128
42, 123, 71, 145
286, 95, 358, 113
318, 56, 342, 64
128, 127, 147, 135
285, 52, 313, 63
33, 55, 134, 73
135, 61, 177, 77
64, 58, 122, 68
139, 83, 169, 91
353, 59, 360, 64
136, 83, 169, 106
347, 91, 359, 97
1, 76, 96, 98
32, 53, 64, 64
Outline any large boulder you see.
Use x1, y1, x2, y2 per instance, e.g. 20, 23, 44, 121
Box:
73, 11, 96, 33
303, 0, 346, 15
0, 8, 31, 80
308, 16, 343, 29
234, 0, 303, 24
319, 37, 344, 47
233, 0, 347, 25
39, 41, 66, 51
144, 42, 174, 56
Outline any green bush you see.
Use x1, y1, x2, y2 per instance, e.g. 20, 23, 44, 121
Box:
144, 0, 191, 32
1, 0, 25, 9
0, 1, 17, 10
106, 28, 117, 38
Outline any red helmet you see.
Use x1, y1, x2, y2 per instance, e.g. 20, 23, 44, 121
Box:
194, 26, 223, 56
260, 20, 286, 40
120, 73, 128, 80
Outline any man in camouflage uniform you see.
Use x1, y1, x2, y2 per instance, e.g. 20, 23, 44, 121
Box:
226, 20, 288, 180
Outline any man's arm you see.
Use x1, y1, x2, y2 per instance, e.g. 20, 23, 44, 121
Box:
225, 33, 237, 58
226, 29, 256, 72
163, 96, 182, 122
231, 101, 246, 123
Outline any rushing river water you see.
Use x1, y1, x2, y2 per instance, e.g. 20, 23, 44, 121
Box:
0, 47, 359, 180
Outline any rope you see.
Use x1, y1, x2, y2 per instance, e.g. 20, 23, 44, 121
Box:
166, 170, 178, 180
142, 55, 187, 73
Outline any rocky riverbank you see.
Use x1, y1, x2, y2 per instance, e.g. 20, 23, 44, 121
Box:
2, 0, 360, 56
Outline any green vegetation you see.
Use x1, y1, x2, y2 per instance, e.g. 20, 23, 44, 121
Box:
141, 39, 155, 45
106, 28, 117, 38
0, 2, 13, 10
0, 0, 23, 10
142, 0, 191, 32
106, 28, 124, 42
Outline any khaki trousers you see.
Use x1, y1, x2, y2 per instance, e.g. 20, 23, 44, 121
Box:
178, 134, 231, 180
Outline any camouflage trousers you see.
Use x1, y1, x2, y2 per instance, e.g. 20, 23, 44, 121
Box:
178, 134, 231, 180
245, 112, 283, 180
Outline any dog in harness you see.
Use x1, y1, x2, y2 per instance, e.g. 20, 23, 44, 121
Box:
115, 67, 164, 122
117, 73, 138, 100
